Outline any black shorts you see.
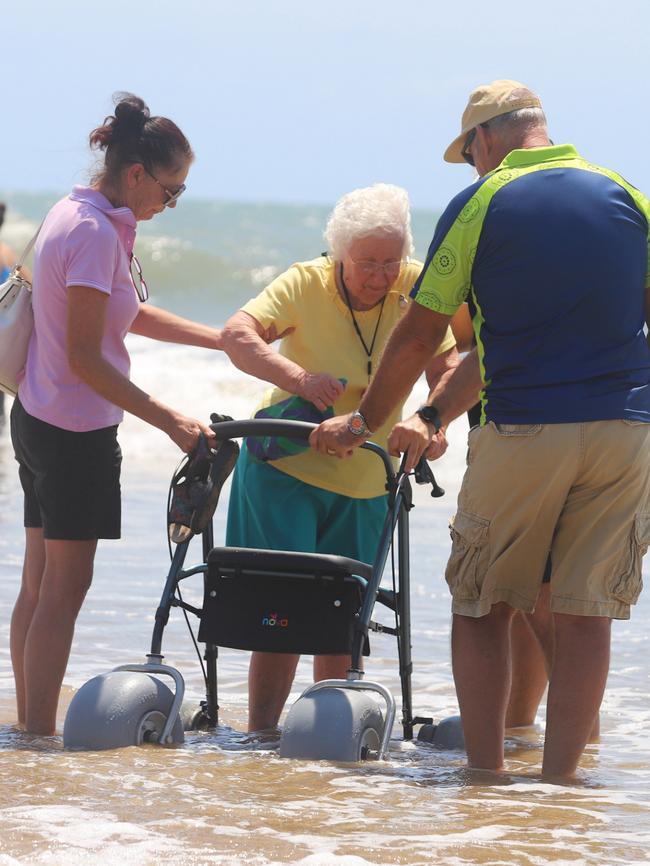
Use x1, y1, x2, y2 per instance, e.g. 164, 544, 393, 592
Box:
10, 397, 122, 540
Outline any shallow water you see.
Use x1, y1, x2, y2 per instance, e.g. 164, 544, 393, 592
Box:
1, 343, 650, 865
1, 192, 650, 863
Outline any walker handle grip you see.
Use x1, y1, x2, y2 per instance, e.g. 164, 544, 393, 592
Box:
210, 417, 315, 441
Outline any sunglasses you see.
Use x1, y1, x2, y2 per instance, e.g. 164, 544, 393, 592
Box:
144, 166, 186, 207
461, 129, 477, 166
461, 122, 491, 167
130, 253, 149, 303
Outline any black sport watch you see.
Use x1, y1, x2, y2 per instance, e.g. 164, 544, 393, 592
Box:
416, 404, 442, 433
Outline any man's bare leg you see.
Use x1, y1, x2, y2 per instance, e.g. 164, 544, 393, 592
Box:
542, 613, 610, 778
507, 585, 599, 739
452, 602, 515, 771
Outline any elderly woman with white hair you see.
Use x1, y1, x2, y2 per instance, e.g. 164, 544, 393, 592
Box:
221, 183, 458, 733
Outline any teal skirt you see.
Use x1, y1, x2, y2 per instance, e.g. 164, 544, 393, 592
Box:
226, 444, 388, 564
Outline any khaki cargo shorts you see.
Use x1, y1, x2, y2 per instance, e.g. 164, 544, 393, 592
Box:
446, 420, 650, 619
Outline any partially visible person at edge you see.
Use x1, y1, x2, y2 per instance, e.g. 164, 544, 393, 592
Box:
0, 203, 30, 421
10, 93, 223, 736
311, 80, 650, 779
220, 184, 459, 734
0, 202, 19, 284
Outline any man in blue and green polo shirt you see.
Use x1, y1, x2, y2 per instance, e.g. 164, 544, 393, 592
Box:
311, 79, 650, 779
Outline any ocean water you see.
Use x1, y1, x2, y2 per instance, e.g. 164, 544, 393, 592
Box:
1, 195, 650, 865
0, 190, 443, 323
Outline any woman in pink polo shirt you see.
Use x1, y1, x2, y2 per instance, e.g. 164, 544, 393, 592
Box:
9, 93, 220, 736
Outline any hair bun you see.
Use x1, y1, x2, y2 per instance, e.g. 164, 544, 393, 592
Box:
113, 92, 150, 135
89, 92, 193, 176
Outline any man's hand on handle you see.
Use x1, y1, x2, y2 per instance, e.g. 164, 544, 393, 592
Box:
388, 413, 448, 473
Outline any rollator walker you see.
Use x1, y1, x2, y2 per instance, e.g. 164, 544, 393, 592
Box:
64, 418, 464, 760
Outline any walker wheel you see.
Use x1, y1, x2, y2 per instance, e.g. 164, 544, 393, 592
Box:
180, 701, 214, 731
280, 687, 385, 762
417, 714, 465, 750
63, 670, 184, 750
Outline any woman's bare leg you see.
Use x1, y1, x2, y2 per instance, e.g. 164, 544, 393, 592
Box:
248, 651, 300, 732
313, 655, 350, 681
506, 585, 553, 727
10, 528, 46, 726
22, 538, 96, 735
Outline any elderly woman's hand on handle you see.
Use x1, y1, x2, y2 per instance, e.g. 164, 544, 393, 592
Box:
296, 372, 345, 412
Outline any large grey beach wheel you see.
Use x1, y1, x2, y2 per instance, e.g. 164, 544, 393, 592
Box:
63, 670, 185, 750
417, 714, 465, 751
180, 700, 214, 731
279, 686, 385, 762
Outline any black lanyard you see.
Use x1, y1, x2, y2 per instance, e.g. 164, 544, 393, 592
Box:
340, 264, 386, 381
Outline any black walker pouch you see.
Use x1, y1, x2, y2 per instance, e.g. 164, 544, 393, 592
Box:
198, 547, 371, 655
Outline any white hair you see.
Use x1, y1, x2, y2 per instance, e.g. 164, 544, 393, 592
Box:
488, 106, 548, 136
324, 183, 414, 260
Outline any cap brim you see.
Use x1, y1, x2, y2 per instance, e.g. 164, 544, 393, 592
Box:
444, 131, 468, 164
444, 91, 543, 164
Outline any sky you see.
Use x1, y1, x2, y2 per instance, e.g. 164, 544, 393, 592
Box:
4, 0, 649, 210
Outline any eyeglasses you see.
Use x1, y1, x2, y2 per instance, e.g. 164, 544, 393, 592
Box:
130, 253, 149, 303
143, 166, 186, 207
350, 258, 406, 277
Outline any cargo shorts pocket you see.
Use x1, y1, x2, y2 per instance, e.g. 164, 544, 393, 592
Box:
610, 513, 650, 605
445, 511, 490, 601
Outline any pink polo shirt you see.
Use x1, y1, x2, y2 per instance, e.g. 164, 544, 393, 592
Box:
18, 186, 140, 432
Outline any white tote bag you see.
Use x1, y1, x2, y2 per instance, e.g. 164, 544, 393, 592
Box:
0, 225, 42, 397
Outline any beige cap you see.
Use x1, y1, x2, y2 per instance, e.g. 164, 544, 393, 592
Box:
444, 79, 542, 163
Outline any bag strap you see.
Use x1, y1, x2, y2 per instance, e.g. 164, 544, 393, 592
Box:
15, 220, 45, 271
